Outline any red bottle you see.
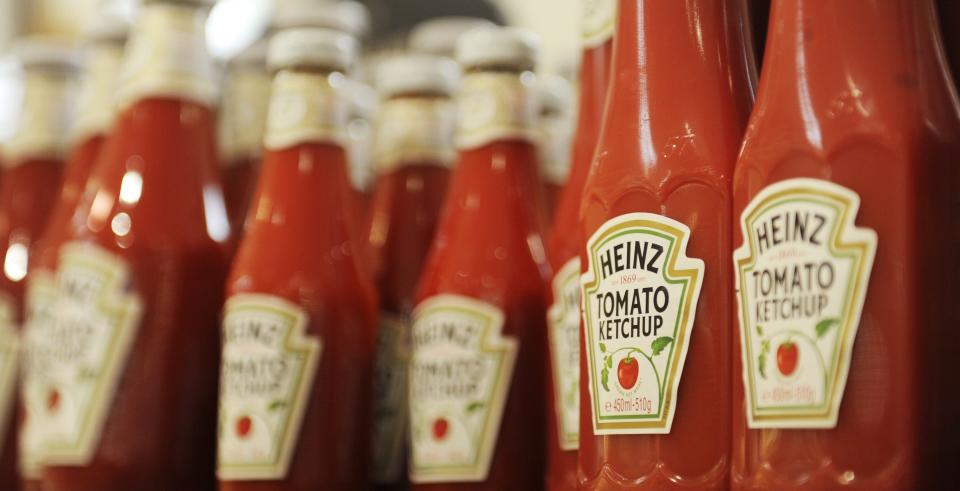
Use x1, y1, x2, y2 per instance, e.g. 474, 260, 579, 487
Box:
218, 41, 269, 239
0, 38, 77, 491
409, 27, 549, 490
731, 1, 960, 489
20, 18, 126, 489
366, 54, 459, 490
39, 1, 230, 489
577, 0, 755, 489
537, 74, 574, 221
217, 28, 376, 489
544, 0, 614, 488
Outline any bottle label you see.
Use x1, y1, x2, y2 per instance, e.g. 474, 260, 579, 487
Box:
582, 0, 616, 48
20, 271, 58, 478
2, 71, 73, 164
70, 45, 123, 145
581, 213, 704, 435
219, 67, 271, 163
43, 243, 143, 465
263, 70, 350, 151
0, 295, 18, 462
409, 295, 517, 483
734, 178, 877, 429
374, 97, 457, 172
547, 258, 581, 450
371, 314, 409, 483
217, 293, 321, 481
115, 3, 217, 110
455, 72, 538, 150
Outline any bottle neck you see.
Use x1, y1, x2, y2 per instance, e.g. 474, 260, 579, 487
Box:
115, 3, 217, 110
374, 94, 457, 174
3, 68, 74, 165
263, 68, 350, 151
455, 69, 539, 151
756, 0, 952, 128
604, 0, 754, 153
71, 42, 124, 146
219, 65, 271, 164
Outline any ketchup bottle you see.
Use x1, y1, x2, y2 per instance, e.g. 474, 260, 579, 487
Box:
217, 28, 376, 489
20, 18, 125, 489
366, 54, 459, 490
577, 0, 755, 489
39, 1, 229, 489
409, 27, 548, 490
0, 38, 77, 491
218, 41, 269, 240
731, 1, 960, 489
347, 81, 378, 218
543, 0, 614, 488
537, 74, 573, 221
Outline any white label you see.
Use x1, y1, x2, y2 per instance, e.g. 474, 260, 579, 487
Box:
217, 294, 321, 481
409, 295, 517, 483
70, 45, 123, 145
263, 70, 350, 151
734, 178, 877, 429
219, 67, 271, 163
582, 0, 616, 47
115, 4, 217, 110
374, 97, 457, 172
371, 314, 409, 483
0, 295, 18, 460
20, 271, 58, 478
2, 71, 74, 164
547, 258, 580, 450
43, 243, 143, 465
581, 213, 704, 435
455, 72, 539, 151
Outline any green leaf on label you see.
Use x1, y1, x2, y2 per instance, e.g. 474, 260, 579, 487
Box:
268, 400, 287, 411
605, 355, 612, 369
601, 367, 610, 392
651, 336, 674, 356
78, 367, 98, 380
466, 401, 484, 413
759, 339, 771, 379
815, 318, 840, 339
756, 324, 764, 336
599, 342, 607, 353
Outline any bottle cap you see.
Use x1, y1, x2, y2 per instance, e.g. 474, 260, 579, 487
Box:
271, 0, 370, 38
456, 26, 539, 71
375, 54, 460, 98
9, 36, 81, 71
267, 27, 357, 72
409, 16, 496, 57
82, 11, 130, 44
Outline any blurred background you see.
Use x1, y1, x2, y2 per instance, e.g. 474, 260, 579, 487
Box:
0, 0, 583, 144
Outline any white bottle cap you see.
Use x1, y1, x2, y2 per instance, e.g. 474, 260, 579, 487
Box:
267, 27, 358, 72
375, 54, 460, 98
9, 37, 81, 71
408, 16, 496, 57
455, 26, 539, 71
82, 11, 130, 44
271, 0, 370, 38
538, 73, 573, 117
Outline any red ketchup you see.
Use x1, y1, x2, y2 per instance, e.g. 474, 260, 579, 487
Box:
217, 28, 376, 489
366, 54, 460, 490
577, 0, 755, 489
39, 1, 230, 489
409, 26, 550, 490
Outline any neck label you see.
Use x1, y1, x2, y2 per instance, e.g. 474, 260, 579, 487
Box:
3, 71, 73, 164
264, 71, 349, 151
409, 295, 517, 483
734, 178, 877, 429
375, 97, 457, 172
71, 45, 123, 145
581, 213, 704, 435
456, 72, 538, 150
219, 68, 271, 163
217, 293, 322, 480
